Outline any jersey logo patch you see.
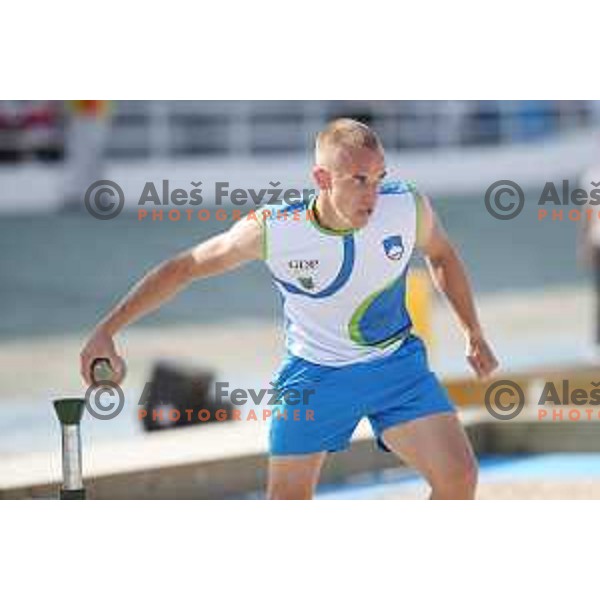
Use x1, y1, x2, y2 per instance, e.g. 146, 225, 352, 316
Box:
288, 259, 319, 290
382, 235, 404, 261
297, 276, 315, 290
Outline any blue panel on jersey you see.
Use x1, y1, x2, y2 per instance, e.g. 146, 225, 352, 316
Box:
349, 273, 413, 347
273, 234, 355, 299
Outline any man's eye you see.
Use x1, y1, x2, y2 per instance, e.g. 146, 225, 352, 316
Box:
354, 176, 368, 185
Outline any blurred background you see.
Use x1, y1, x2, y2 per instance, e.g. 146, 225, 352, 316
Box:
1, 100, 600, 499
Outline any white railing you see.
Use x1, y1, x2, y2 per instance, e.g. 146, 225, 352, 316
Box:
0, 100, 599, 161
98, 100, 600, 158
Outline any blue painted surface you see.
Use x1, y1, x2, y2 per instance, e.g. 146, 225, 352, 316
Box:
314, 453, 600, 500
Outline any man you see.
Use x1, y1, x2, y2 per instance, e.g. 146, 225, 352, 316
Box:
80, 118, 498, 500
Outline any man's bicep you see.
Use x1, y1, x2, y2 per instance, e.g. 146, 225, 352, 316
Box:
185, 216, 262, 279
416, 196, 453, 260
415, 193, 435, 249
227, 215, 263, 263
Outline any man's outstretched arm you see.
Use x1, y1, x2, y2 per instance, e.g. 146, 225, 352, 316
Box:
416, 194, 499, 379
80, 217, 262, 385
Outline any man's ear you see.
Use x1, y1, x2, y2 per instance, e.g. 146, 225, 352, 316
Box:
312, 165, 331, 191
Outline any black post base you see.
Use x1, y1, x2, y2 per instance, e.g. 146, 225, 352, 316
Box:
60, 488, 86, 500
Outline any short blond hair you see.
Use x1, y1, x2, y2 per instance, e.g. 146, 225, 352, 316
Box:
315, 118, 382, 164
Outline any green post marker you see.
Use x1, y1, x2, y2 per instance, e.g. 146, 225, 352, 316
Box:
91, 358, 115, 384
53, 398, 86, 500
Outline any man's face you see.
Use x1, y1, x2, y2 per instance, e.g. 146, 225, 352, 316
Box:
316, 146, 387, 229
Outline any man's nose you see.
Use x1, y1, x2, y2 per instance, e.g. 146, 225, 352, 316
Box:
368, 181, 380, 195
361, 200, 377, 214
363, 190, 378, 207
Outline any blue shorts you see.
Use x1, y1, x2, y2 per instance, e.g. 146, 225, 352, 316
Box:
268, 334, 455, 456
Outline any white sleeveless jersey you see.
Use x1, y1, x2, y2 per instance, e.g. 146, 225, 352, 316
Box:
260, 180, 419, 366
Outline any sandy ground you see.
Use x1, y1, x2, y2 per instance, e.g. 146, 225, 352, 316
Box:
476, 481, 600, 499
373, 481, 600, 500
0, 283, 596, 404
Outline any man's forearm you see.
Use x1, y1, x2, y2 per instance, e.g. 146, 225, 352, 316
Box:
426, 246, 483, 337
